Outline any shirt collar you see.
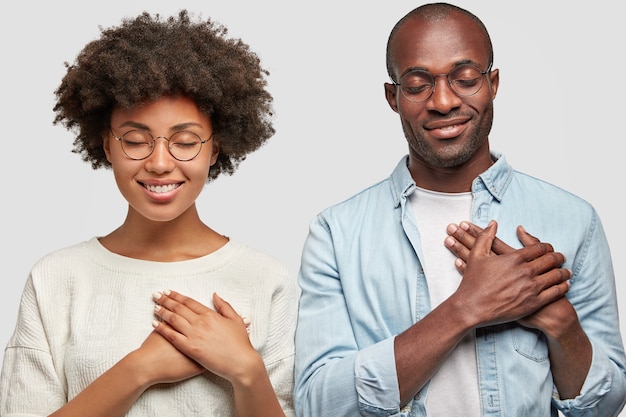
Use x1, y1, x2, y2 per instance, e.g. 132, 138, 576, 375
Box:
389, 151, 514, 206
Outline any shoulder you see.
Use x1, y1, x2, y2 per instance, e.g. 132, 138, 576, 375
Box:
226, 241, 295, 287
318, 178, 393, 222
21, 239, 98, 307
229, 242, 288, 271
493, 153, 592, 210
511, 170, 594, 210
30, 238, 96, 274
315, 157, 410, 226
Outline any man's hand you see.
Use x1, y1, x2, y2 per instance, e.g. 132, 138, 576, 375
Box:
444, 220, 590, 399
444, 220, 571, 328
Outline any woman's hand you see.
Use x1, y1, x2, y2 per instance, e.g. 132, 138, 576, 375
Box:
151, 291, 258, 384
133, 331, 205, 385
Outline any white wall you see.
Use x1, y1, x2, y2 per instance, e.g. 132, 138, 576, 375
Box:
1, 1, 624, 414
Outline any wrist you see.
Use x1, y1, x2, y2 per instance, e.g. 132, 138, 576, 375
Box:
536, 300, 580, 342
446, 292, 482, 330
228, 351, 266, 389
122, 349, 158, 391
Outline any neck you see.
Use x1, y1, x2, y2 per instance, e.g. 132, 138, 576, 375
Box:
99, 204, 228, 261
408, 149, 494, 193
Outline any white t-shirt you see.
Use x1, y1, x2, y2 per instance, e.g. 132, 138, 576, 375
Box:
410, 187, 481, 417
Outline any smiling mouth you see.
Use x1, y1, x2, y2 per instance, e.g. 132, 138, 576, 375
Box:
435, 125, 460, 131
142, 183, 182, 193
425, 114, 471, 131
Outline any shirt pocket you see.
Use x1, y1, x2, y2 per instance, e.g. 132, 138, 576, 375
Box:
512, 327, 549, 362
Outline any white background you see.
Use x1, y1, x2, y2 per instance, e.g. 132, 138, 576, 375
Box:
1, 1, 624, 413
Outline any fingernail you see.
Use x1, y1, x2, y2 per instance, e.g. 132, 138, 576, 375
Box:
242, 316, 251, 326
152, 320, 159, 328
154, 305, 161, 312
447, 224, 458, 233
164, 290, 171, 296
153, 291, 162, 300
460, 222, 470, 230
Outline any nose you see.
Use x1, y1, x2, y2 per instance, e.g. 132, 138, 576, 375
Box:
425, 74, 462, 114
144, 137, 175, 173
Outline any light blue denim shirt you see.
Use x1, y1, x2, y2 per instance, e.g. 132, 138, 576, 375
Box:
294, 153, 626, 417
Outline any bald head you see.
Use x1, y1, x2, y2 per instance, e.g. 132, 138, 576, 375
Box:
386, 3, 493, 82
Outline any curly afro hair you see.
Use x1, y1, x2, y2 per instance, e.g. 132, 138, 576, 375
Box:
53, 10, 274, 181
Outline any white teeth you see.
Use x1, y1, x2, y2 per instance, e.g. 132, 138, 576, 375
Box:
145, 183, 180, 193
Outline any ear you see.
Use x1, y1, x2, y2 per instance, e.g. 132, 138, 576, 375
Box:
103, 132, 113, 163
209, 141, 219, 166
384, 82, 400, 113
488, 68, 499, 99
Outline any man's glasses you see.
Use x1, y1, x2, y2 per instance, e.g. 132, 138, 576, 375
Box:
110, 128, 212, 161
394, 62, 492, 103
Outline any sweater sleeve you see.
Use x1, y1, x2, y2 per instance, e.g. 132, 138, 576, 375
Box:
1, 275, 67, 416
262, 265, 299, 417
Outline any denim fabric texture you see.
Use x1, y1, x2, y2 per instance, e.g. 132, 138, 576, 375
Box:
294, 153, 626, 417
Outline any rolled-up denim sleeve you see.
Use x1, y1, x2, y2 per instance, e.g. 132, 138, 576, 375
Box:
294, 214, 402, 417
553, 212, 626, 417
554, 341, 626, 416
354, 338, 401, 415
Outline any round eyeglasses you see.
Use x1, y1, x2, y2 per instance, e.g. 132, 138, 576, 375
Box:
395, 62, 492, 103
110, 128, 212, 161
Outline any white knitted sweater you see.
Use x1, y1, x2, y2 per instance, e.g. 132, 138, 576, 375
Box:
0, 238, 298, 416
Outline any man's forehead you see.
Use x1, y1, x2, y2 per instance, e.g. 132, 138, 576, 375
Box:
390, 16, 488, 71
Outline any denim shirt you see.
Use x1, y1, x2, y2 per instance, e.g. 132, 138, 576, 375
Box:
294, 153, 626, 417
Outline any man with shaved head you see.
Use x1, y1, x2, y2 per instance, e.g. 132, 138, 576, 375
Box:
294, 3, 626, 416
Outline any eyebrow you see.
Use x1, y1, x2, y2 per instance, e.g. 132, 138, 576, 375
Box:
400, 59, 481, 77
116, 121, 206, 132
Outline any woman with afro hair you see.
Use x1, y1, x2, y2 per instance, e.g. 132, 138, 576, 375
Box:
0, 10, 297, 417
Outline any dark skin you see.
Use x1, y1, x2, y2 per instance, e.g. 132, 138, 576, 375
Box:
445, 221, 592, 400
383, 10, 591, 406
48, 97, 286, 417
384, 13, 497, 193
